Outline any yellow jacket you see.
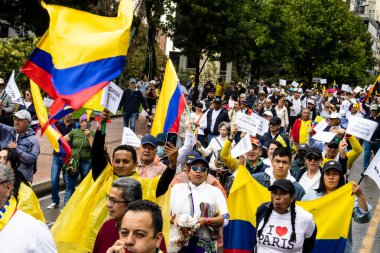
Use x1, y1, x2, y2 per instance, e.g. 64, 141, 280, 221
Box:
220, 138, 239, 172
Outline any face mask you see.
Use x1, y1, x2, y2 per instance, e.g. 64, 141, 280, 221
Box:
157, 146, 165, 158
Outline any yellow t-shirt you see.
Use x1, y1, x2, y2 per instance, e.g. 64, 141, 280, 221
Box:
215, 83, 224, 97
299, 120, 312, 144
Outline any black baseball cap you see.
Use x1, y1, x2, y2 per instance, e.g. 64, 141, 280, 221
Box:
305, 147, 323, 160
297, 143, 309, 152
268, 179, 295, 195
189, 157, 209, 168
213, 97, 222, 104
270, 116, 282, 125
322, 160, 342, 173
326, 136, 341, 146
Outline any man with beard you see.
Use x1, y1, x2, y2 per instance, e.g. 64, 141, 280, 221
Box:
201, 89, 215, 112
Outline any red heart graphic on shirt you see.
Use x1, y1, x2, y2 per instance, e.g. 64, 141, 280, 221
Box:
276, 226, 288, 237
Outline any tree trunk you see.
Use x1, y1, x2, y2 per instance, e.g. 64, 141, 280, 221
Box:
144, 0, 157, 80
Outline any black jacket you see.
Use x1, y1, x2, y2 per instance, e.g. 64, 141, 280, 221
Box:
118, 88, 149, 113
205, 108, 229, 135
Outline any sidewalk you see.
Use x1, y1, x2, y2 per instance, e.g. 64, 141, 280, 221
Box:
32, 115, 150, 189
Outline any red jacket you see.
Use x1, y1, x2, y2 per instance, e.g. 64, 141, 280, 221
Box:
290, 118, 312, 143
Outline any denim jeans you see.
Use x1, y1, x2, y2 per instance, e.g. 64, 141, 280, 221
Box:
64, 159, 92, 205
363, 141, 380, 170
51, 154, 64, 204
122, 111, 139, 131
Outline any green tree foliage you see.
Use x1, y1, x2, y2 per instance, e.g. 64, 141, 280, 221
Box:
0, 36, 38, 90
284, 0, 376, 84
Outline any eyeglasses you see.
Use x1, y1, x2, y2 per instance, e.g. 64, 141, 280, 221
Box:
0, 180, 9, 184
105, 195, 128, 206
191, 166, 207, 173
305, 155, 321, 161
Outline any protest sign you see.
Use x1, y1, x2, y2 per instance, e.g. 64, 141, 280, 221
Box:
43, 97, 54, 108
353, 86, 362, 93
291, 81, 299, 88
236, 112, 258, 136
320, 79, 327, 84
279, 79, 286, 86
228, 99, 235, 109
312, 77, 321, 82
312, 131, 336, 143
100, 82, 123, 114
314, 120, 328, 132
346, 116, 379, 141
121, 127, 141, 147
251, 113, 270, 136
231, 134, 252, 158
341, 84, 352, 92
5, 70, 22, 102
364, 149, 380, 190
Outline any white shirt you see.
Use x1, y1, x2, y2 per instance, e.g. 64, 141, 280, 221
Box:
210, 108, 221, 132
264, 167, 296, 185
256, 206, 315, 253
298, 170, 321, 192
0, 210, 57, 253
340, 99, 351, 112
170, 182, 229, 223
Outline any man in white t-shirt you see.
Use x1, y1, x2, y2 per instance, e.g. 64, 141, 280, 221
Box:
0, 164, 57, 252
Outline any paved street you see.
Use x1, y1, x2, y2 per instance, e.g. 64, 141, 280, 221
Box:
36, 116, 380, 252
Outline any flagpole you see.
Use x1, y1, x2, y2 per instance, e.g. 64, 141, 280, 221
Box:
357, 174, 365, 185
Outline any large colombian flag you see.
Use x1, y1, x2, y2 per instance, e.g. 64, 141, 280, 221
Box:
151, 59, 186, 136
224, 165, 354, 253
23, 0, 133, 110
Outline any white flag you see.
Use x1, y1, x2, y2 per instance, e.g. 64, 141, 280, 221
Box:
121, 127, 141, 147
230, 134, 252, 158
5, 70, 22, 102
364, 149, 380, 190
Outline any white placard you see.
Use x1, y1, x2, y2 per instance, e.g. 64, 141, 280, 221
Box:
364, 149, 380, 190
320, 79, 327, 84
279, 79, 286, 86
231, 134, 252, 158
291, 81, 299, 88
313, 120, 328, 132
341, 84, 351, 92
312, 131, 336, 143
5, 70, 22, 102
121, 127, 141, 147
236, 112, 258, 136
353, 86, 362, 93
228, 99, 235, 109
251, 113, 270, 136
100, 82, 123, 114
43, 97, 54, 108
346, 116, 379, 141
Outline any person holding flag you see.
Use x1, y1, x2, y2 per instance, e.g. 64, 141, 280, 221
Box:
0, 77, 16, 126
302, 161, 372, 253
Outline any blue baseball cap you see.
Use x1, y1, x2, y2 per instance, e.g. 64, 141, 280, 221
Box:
186, 151, 201, 164
141, 134, 157, 148
189, 157, 209, 168
129, 78, 136, 83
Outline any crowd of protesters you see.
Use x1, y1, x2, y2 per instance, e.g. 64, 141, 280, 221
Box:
0, 73, 378, 253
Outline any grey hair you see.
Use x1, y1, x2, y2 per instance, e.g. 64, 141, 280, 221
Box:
0, 164, 15, 197
112, 177, 142, 203
218, 121, 231, 133
0, 163, 15, 184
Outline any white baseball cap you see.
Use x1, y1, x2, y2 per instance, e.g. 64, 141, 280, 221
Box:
263, 110, 273, 117
329, 112, 341, 119
14, 110, 31, 121
0, 78, 4, 84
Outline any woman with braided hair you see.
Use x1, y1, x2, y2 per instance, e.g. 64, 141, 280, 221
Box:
253, 179, 317, 253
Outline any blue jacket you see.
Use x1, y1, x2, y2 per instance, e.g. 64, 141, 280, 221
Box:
0, 123, 40, 182
253, 172, 306, 200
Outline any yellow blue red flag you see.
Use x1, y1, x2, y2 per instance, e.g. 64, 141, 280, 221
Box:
224, 165, 354, 253
151, 59, 186, 136
23, 0, 133, 110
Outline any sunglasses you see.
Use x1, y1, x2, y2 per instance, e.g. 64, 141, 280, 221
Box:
305, 155, 321, 161
191, 166, 207, 173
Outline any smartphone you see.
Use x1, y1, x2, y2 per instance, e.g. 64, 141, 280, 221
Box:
166, 132, 178, 147
86, 121, 91, 129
